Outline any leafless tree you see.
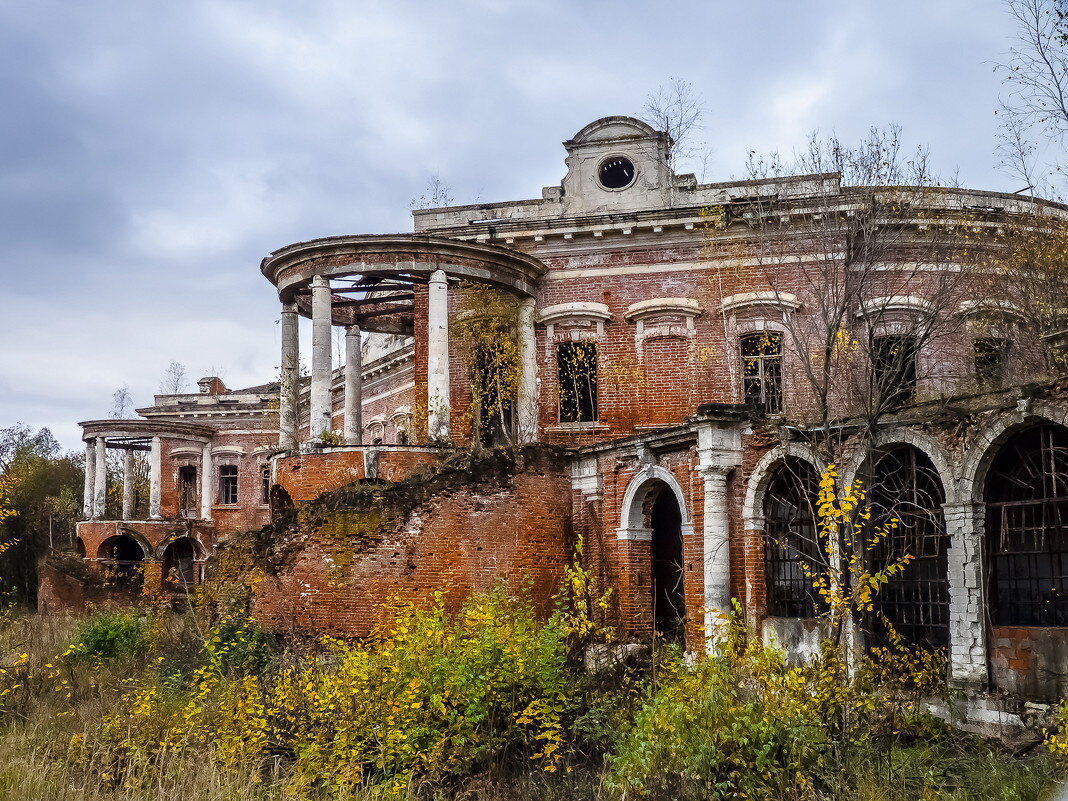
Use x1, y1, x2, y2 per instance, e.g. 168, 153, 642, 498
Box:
109, 385, 134, 419
159, 361, 189, 395
998, 0, 1068, 142
730, 128, 977, 654
409, 174, 455, 210
642, 77, 712, 177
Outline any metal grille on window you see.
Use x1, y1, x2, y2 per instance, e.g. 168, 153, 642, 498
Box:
557, 341, 597, 423
741, 331, 783, 415
871, 335, 917, 406
986, 423, 1068, 627
763, 458, 823, 617
869, 446, 949, 650
219, 464, 238, 505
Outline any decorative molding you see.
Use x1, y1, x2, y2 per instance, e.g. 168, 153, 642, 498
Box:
720, 291, 800, 316
536, 302, 612, 326
855, 295, 932, 320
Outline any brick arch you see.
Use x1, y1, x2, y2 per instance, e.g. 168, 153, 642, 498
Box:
841, 428, 960, 506
742, 443, 825, 531
99, 528, 152, 560
154, 532, 209, 561
616, 465, 693, 541
959, 402, 1068, 504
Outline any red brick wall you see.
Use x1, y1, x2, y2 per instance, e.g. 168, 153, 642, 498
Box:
252, 452, 572, 637
274, 448, 439, 502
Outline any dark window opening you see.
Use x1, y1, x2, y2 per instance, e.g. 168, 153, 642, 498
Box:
260, 464, 270, 505
975, 337, 1010, 389
741, 331, 783, 415
598, 157, 635, 189
558, 341, 598, 423
397, 430, 409, 446
869, 446, 949, 650
218, 464, 238, 505
371, 437, 383, 446
651, 487, 686, 645
986, 423, 1068, 627
764, 459, 823, 618
178, 465, 197, 518
872, 335, 918, 407
473, 343, 514, 447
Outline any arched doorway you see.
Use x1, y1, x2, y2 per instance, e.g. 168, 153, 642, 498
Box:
869, 446, 949, 650
97, 534, 145, 588
650, 485, 687, 644
161, 537, 201, 592
985, 423, 1068, 627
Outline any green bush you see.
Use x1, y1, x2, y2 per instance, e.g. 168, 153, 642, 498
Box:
64, 610, 151, 664
607, 648, 827, 800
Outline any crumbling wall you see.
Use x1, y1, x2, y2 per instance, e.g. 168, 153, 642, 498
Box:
252, 446, 573, 636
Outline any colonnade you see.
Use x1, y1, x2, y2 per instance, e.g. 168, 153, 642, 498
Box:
278, 269, 539, 450
82, 437, 213, 522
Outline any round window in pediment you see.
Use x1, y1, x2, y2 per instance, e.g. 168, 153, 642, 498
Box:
598, 156, 636, 190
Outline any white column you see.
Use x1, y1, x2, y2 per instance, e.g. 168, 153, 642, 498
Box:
516, 296, 538, 443
121, 448, 134, 520
944, 501, 988, 688
427, 269, 451, 441
344, 324, 363, 445
200, 444, 213, 521
279, 301, 300, 450
148, 436, 162, 519
82, 441, 95, 518
310, 275, 333, 438
92, 437, 107, 519
700, 465, 732, 638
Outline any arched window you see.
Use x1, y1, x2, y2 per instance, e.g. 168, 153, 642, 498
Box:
869, 446, 948, 649
763, 459, 822, 618
986, 423, 1068, 627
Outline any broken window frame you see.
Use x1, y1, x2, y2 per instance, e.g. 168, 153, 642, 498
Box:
260, 464, 270, 506
557, 340, 598, 423
177, 465, 197, 519
218, 464, 238, 506
871, 334, 918, 407
974, 336, 1010, 389
986, 423, 1068, 627
740, 330, 784, 415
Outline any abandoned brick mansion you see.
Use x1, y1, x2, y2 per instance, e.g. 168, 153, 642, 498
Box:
49, 115, 1068, 722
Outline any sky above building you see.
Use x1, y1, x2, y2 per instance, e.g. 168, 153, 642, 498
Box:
0, 0, 1040, 450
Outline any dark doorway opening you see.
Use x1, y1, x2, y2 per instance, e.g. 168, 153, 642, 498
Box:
162, 538, 199, 592
651, 486, 687, 645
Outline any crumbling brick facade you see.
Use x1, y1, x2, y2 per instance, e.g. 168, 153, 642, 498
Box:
56, 116, 1068, 726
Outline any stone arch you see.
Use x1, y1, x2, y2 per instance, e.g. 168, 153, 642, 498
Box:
742, 443, 825, 531
841, 427, 960, 505
616, 465, 692, 540
617, 465, 691, 644
960, 401, 1068, 504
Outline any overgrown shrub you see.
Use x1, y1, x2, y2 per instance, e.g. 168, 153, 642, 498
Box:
65, 610, 151, 664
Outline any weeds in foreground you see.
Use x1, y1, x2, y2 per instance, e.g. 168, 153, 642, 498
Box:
0, 594, 1057, 800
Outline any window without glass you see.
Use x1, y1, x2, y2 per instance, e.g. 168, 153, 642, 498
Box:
975, 337, 1010, 389
986, 424, 1068, 627
260, 464, 270, 505
763, 459, 822, 617
871, 335, 917, 406
557, 341, 598, 423
218, 464, 238, 505
178, 466, 197, 518
741, 331, 783, 415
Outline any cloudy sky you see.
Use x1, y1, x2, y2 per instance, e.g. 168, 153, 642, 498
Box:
0, 0, 1039, 450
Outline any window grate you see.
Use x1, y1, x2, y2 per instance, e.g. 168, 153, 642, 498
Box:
764, 458, 823, 618
741, 331, 783, 415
